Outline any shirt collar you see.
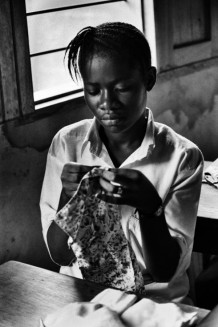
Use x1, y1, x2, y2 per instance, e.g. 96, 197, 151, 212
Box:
137, 107, 156, 160
81, 117, 103, 156
81, 108, 156, 160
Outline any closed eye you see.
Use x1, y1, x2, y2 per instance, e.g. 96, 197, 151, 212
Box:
116, 86, 132, 93
85, 88, 100, 96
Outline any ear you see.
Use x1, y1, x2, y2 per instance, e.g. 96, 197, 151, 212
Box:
146, 66, 156, 91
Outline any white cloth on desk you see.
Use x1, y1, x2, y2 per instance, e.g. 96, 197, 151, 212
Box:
204, 158, 218, 188
41, 288, 198, 327
40, 108, 204, 302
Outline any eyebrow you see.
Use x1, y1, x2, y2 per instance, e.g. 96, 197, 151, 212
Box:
84, 77, 135, 86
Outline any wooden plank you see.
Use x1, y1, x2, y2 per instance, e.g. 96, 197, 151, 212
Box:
172, 0, 192, 46
154, 0, 214, 71
0, 65, 4, 122
0, 0, 19, 121
11, 0, 34, 116
172, 0, 210, 47
153, 0, 174, 71
211, 0, 218, 56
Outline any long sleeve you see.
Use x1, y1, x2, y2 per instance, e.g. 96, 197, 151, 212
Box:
40, 133, 66, 251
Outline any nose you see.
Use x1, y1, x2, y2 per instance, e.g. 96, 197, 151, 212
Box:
99, 89, 116, 111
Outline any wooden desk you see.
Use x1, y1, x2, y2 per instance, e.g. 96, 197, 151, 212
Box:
198, 161, 218, 220
0, 261, 209, 327
194, 161, 218, 254
0, 261, 105, 327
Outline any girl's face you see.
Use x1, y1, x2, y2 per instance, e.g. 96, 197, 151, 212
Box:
82, 54, 151, 135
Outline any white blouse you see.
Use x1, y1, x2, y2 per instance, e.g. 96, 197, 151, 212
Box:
40, 108, 204, 302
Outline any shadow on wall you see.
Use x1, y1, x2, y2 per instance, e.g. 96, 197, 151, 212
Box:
0, 136, 58, 271
0, 98, 92, 271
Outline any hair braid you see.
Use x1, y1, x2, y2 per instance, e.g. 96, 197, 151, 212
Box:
65, 22, 151, 83
65, 26, 96, 81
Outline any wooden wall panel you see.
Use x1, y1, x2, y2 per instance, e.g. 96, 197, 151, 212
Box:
172, 0, 210, 48
211, 0, 218, 56
153, 0, 174, 71
154, 0, 218, 71
11, 0, 34, 116
0, 0, 19, 123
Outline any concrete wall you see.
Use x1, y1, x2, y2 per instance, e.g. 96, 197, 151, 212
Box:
0, 58, 218, 270
0, 99, 92, 270
149, 58, 218, 161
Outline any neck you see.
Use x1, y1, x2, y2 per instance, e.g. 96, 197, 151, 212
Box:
100, 115, 148, 167
104, 115, 147, 145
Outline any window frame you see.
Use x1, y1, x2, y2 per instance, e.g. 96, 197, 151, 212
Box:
26, 0, 129, 108
153, 0, 218, 73
0, 0, 148, 123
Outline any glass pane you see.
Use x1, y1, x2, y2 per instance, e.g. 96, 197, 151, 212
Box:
25, 0, 111, 13
27, 1, 142, 54
26, 0, 143, 104
30, 51, 82, 102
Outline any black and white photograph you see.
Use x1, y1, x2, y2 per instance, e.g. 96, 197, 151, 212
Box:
0, 1, 218, 326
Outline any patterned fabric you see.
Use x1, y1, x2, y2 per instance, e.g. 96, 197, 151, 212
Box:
54, 167, 145, 294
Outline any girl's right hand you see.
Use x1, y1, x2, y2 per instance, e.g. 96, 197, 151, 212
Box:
61, 163, 94, 198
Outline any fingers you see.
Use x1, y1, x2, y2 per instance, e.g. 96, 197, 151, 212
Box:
97, 168, 159, 210
100, 168, 140, 186
98, 168, 140, 196
98, 179, 128, 205
64, 162, 94, 173
61, 163, 96, 197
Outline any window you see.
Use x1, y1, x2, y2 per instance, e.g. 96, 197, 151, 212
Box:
25, 0, 144, 109
154, 0, 218, 72
0, 0, 155, 122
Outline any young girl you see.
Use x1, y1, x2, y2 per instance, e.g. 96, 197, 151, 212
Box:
40, 22, 203, 302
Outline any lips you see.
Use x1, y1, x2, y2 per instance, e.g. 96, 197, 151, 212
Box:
100, 114, 123, 126
101, 113, 122, 120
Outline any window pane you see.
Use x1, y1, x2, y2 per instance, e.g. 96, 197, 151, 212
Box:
27, 1, 142, 55
25, 0, 143, 105
30, 51, 82, 102
26, 0, 112, 13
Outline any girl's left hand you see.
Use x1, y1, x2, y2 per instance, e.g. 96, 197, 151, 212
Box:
97, 168, 162, 214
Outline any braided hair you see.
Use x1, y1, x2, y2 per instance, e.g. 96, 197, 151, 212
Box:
65, 22, 151, 83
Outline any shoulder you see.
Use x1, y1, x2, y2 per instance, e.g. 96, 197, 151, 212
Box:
48, 119, 93, 156
154, 122, 203, 170
51, 119, 93, 146
55, 119, 93, 141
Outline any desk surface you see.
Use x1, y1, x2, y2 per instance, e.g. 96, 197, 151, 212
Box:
197, 161, 218, 220
0, 261, 106, 327
0, 261, 210, 327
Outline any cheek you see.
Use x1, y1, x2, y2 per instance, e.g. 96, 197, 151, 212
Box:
84, 94, 100, 116
136, 88, 147, 109
126, 89, 147, 113
85, 94, 95, 108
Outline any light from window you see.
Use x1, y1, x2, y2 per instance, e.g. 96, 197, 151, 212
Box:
25, 0, 143, 108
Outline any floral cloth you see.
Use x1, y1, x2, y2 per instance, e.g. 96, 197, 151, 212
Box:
54, 167, 145, 294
